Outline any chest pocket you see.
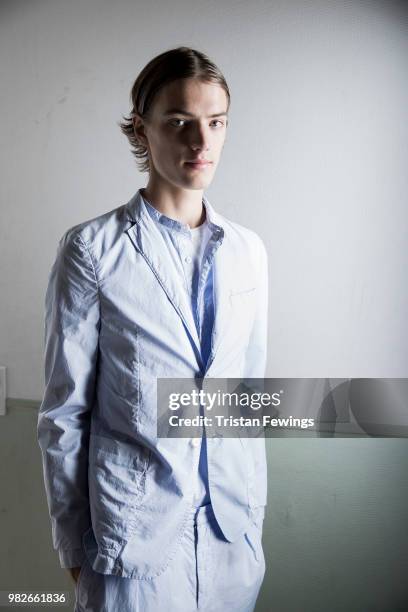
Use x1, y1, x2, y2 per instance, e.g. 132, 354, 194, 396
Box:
229, 286, 256, 299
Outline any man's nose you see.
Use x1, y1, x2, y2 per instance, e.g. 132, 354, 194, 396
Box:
189, 124, 210, 151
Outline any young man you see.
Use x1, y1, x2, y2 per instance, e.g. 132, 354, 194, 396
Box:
37, 46, 269, 611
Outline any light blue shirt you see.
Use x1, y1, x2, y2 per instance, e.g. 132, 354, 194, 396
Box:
141, 192, 220, 507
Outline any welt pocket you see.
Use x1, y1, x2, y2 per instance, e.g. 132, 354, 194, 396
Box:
229, 287, 256, 297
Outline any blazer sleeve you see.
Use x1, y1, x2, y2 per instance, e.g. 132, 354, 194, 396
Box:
37, 229, 100, 568
243, 236, 269, 380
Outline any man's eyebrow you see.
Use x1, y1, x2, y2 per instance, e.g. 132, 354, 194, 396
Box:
163, 108, 228, 118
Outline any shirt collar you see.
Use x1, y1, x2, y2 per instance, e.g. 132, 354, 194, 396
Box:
139, 189, 224, 240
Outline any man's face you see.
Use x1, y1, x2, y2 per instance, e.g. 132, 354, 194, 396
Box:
134, 78, 229, 191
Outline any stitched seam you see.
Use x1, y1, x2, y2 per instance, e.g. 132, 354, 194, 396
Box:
76, 234, 99, 290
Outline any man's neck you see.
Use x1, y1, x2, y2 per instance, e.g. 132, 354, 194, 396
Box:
141, 184, 206, 229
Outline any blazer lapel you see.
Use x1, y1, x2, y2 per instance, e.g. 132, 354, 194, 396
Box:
205, 231, 257, 376
125, 192, 202, 357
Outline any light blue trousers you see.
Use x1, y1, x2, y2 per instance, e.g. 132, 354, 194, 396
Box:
74, 504, 265, 611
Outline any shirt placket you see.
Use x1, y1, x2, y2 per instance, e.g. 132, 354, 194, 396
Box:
176, 230, 200, 333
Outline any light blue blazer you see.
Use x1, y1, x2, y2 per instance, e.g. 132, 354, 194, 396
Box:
37, 189, 269, 580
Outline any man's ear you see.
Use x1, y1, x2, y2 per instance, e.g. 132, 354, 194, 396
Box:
132, 113, 148, 146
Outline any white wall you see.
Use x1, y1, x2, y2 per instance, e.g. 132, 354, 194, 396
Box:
0, 0, 407, 398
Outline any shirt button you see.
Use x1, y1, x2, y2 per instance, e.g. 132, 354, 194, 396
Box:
185, 255, 192, 263
190, 438, 201, 448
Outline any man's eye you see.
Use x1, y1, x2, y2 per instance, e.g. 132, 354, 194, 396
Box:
169, 119, 186, 127
169, 119, 226, 128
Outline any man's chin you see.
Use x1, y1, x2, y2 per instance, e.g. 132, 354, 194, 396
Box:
179, 174, 213, 191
